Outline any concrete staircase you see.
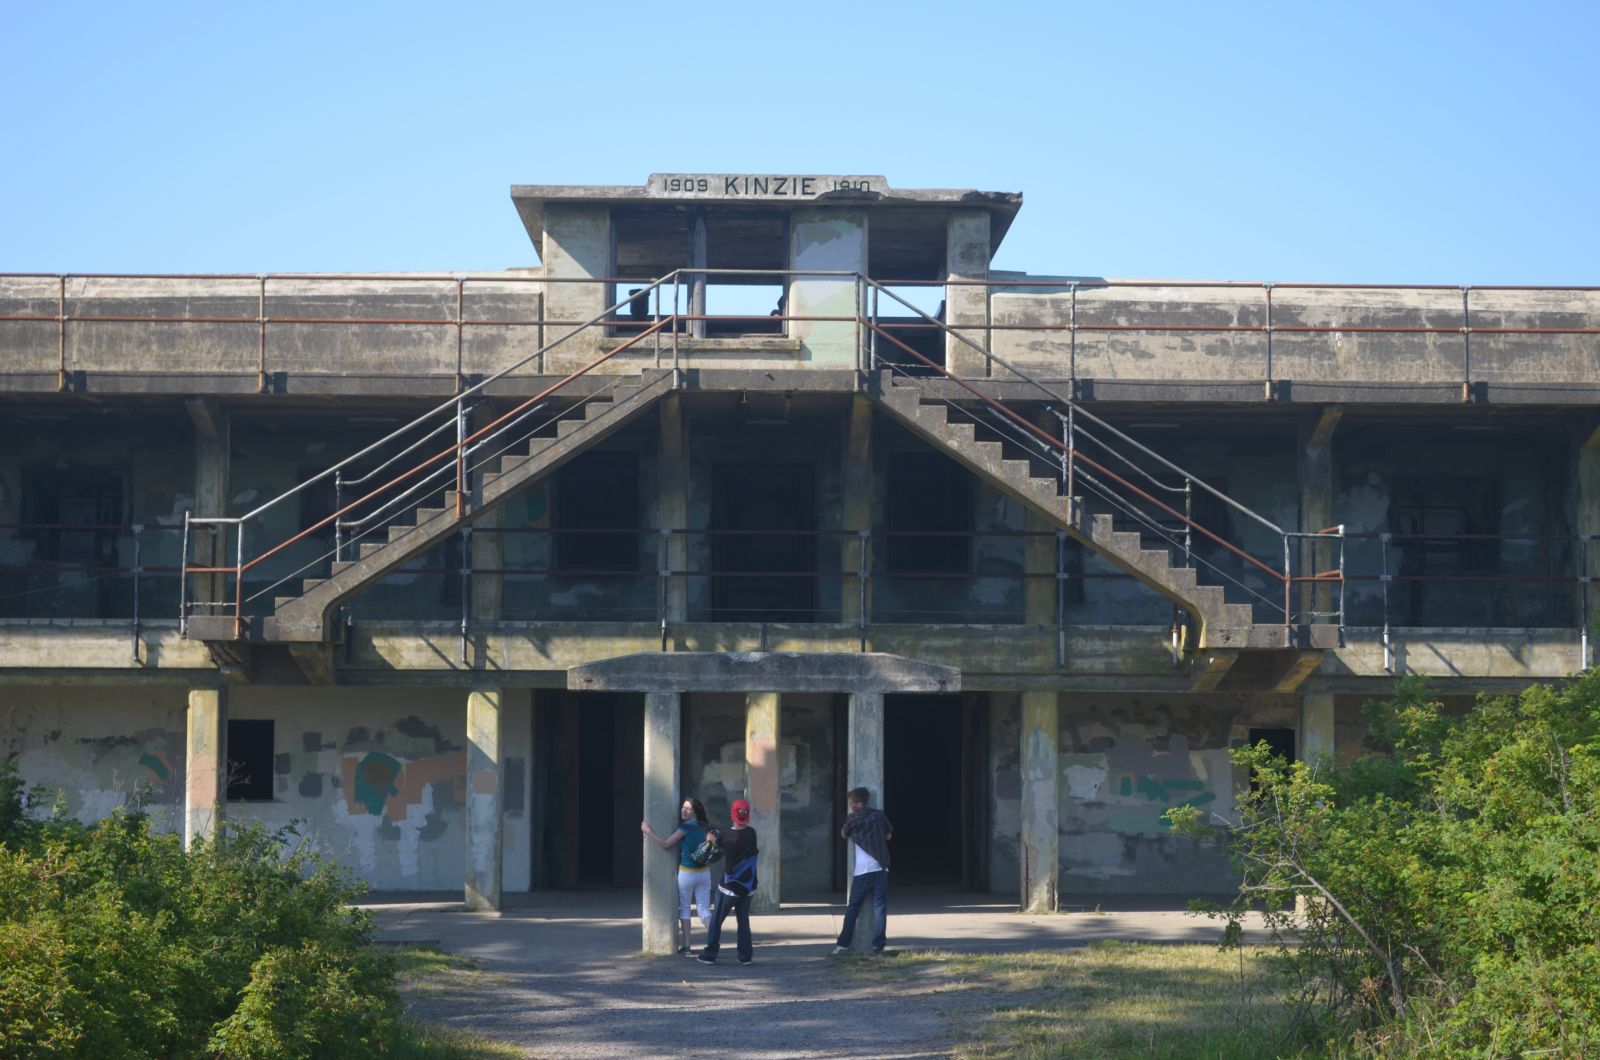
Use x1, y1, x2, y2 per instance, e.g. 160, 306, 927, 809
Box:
873, 376, 1283, 650
198, 369, 677, 643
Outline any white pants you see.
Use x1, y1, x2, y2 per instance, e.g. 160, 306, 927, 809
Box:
678, 868, 712, 924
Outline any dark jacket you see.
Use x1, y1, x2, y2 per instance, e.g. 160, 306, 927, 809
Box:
841, 807, 893, 869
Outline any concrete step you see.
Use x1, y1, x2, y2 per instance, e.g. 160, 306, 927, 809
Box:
1134, 548, 1171, 579
1163, 566, 1199, 594
556, 418, 589, 438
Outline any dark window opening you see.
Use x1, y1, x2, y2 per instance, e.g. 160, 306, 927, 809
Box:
296, 466, 338, 541
1392, 475, 1498, 625
554, 451, 640, 573
711, 462, 816, 621
886, 452, 972, 574
610, 209, 789, 338
227, 719, 275, 802
1248, 727, 1297, 765
25, 470, 124, 565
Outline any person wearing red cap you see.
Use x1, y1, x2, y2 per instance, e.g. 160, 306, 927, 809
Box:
697, 798, 759, 966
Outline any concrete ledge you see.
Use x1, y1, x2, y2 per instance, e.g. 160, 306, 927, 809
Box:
567, 651, 961, 693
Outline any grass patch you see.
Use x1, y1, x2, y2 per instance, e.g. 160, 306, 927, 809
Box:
387, 945, 525, 1059
844, 941, 1297, 1059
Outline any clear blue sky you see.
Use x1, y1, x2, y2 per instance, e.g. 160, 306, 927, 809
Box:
4, 1, 1596, 284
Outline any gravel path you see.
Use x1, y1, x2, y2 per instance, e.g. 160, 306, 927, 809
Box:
368, 889, 1259, 1059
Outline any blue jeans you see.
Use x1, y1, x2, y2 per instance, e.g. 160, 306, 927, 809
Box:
837, 869, 888, 951
702, 889, 752, 963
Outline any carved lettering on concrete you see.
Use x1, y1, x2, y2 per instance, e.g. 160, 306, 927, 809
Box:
647, 173, 887, 199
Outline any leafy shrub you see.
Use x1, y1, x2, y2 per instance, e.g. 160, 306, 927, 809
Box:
1169, 673, 1600, 1056
0, 758, 406, 1060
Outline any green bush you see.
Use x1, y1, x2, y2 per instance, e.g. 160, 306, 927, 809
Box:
1169, 673, 1600, 1056
0, 757, 406, 1060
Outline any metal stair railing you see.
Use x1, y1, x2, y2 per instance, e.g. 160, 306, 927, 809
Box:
856, 275, 1345, 645
181, 275, 684, 638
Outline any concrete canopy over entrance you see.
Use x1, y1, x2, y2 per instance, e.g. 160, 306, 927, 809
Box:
566, 652, 960, 694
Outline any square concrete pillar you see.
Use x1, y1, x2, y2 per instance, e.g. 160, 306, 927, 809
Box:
541, 204, 612, 372
745, 691, 781, 913
642, 692, 682, 954
658, 395, 689, 624
840, 395, 873, 629
465, 688, 503, 912
184, 687, 227, 849
945, 209, 991, 378
1299, 407, 1342, 622
1300, 688, 1336, 764
846, 691, 885, 953
789, 208, 866, 368
188, 400, 229, 618
1020, 690, 1059, 913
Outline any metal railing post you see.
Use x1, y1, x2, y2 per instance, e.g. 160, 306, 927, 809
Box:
1065, 405, 1076, 523
1337, 526, 1347, 645
131, 524, 142, 663
1263, 283, 1274, 401
454, 397, 467, 518
1183, 481, 1193, 566
179, 511, 192, 633
333, 470, 345, 561
1581, 533, 1591, 671
1283, 535, 1293, 645
1381, 532, 1393, 673
1068, 282, 1078, 393
459, 527, 471, 664
234, 522, 245, 639
658, 528, 670, 652
455, 277, 465, 388
858, 528, 869, 652
1461, 285, 1472, 404
258, 276, 268, 393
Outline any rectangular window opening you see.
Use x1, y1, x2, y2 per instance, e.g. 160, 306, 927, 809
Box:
886, 452, 972, 574
227, 719, 275, 802
554, 450, 641, 573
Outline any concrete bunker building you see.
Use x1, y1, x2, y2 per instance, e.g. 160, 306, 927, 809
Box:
2, 174, 1598, 949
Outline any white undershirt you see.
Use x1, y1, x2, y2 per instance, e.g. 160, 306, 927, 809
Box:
852, 841, 884, 875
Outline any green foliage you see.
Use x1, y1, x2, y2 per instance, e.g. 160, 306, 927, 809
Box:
1167, 672, 1600, 1056
0, 777, 413, 1060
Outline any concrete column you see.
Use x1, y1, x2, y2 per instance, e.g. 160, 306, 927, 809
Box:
1019, 690, 1059, 913
188, 400, 230, 617
789, 208, 866, 367
1299, 406, 1342, 623
945, 209, 991, 378
1026, 411, 1059, 627
658, 394, 689, 624
184, 687, 227, 849
745, 691, 781, 913
465, 688, 503, 912
1300, 688, 1336, 764
541, 204, 612, 372
841, 395, 873, 630
642, 692, 682, 954
846, 691, 885, 953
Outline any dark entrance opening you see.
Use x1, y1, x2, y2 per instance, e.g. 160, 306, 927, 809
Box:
536, 692, 643, 889
882, 694, 985, 888
711, 462, 816, 621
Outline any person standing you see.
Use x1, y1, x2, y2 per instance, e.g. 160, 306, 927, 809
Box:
641, 796, 713, 956
697, 798, 759, 966
832, 787, 893, 956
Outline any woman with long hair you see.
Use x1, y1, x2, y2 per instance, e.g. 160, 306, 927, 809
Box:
641, 795, 712, 956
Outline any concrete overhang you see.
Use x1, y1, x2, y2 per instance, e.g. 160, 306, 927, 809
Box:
511, 175, 1022, 265
566, 651, 961, 694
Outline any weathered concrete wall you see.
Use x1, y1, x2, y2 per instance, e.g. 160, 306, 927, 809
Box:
224, 686, 532, 891
682, 692, 837, 896
0, 275, 543, 393
1, 684, 187, 827
987, 693, 1022, 895
1056, 693, 1300, 897
986, 278, 1600, 401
